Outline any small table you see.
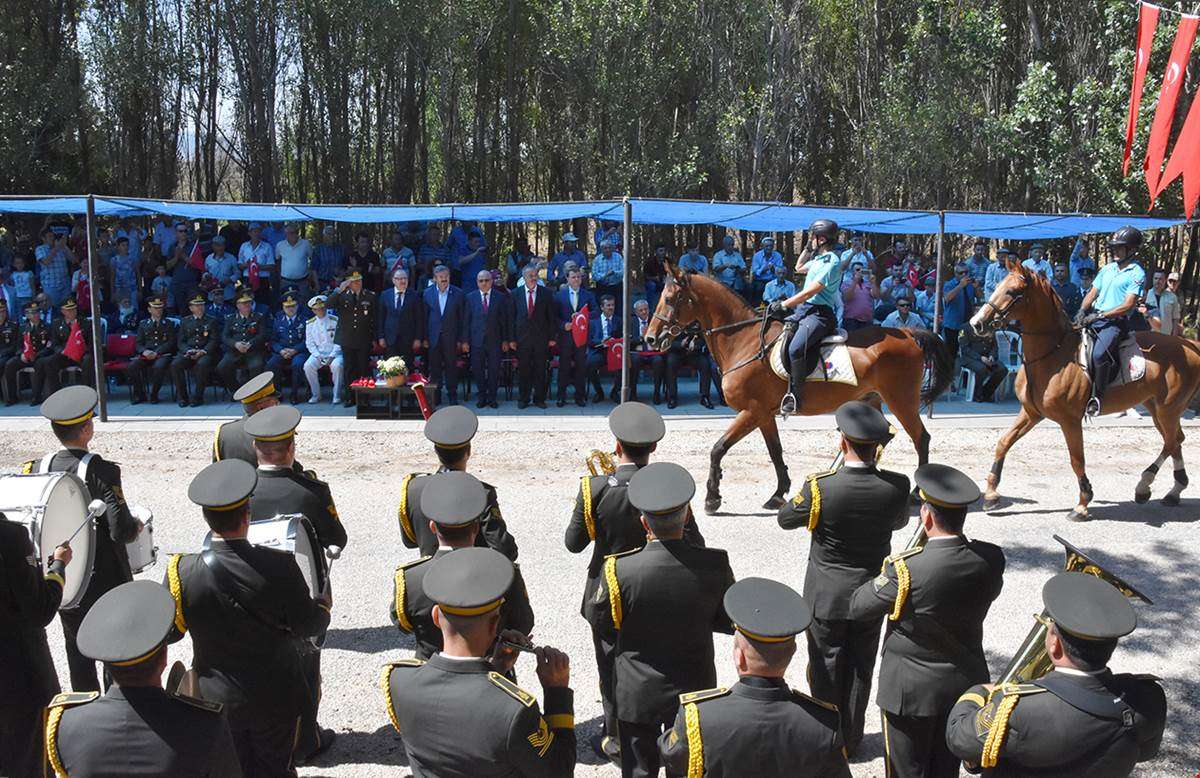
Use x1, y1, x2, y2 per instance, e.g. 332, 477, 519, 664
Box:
353, 382, 437, 420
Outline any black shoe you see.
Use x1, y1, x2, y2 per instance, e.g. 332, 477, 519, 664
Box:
575, 397, 587, 407
342, 399, 355, 408
476, 399, 487, 408
297, 728, 338, 764
700, 396, 714, 409
608, 390, 619, 403
590, 734, 621, 767
149, 394, 160, 405
592, 390, 604, 403
130, 396, 144, 406
5, 400, 16, 407
489, 400, 498, 408
290, 392, 299, 404
556, 399, 566, 407
190, 397, 204, 407
29, 400, 39, 406
535, 400, 547, 409
518, 400, 529, 409
667, 399, 678, 409
448, 395, 459, 406
178, 399, 190, 408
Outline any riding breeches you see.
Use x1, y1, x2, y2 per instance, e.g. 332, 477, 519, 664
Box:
1089, 315, 1130, 401
787, 303, 836, 377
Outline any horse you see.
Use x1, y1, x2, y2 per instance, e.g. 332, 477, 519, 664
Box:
643, 262, 953, 513
969, 258, 1200, 520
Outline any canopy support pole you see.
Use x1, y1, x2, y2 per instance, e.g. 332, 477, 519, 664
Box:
85, 195, 108, 422
927, 209, 946, 420
620, 197, 632, 402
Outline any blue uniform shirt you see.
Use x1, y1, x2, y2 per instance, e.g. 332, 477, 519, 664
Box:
941, 278, 976, 329
805, 250, 844, 309
1092, 261, 1145, 313
271, 311, 307, 353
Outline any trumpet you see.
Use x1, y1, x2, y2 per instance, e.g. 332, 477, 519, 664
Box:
587, 449, 617, 476
997, 534, 1152, 685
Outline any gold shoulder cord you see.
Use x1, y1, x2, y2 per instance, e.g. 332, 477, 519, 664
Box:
397, 474, 416, 542
380, 666, 401, 733
393, 568, 412, 632
211, 426, 222, 461
981, 689, 1020, 768
684, 702, 704, 778
807, 474, 822, 531
886, 557, 911, 622
603, 556, 623, 629
581, 476, 596, 541
45, 706, 67, 777
167, 554, 187, 633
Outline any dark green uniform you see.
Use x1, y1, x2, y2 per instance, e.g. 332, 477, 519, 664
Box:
37, 315, 93, 395
398, 469, 518, 560
326, 287, 377, 396
777, 463, 909, 753
383, 655, 576, 777
0, 314, 20, 403
658, 679, 851, 778
171, 313, 219, 405
127, 315, 177, 402
848, 536, 1005, 778
249, 466, 347, 549
217, 312, 269, 392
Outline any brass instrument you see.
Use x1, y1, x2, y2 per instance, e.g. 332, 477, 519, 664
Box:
827, 423, 895, 472
998, 535, 1152, 685
409, 374, 433, 420
902, 520, 928, 551
587, 449, 617, 476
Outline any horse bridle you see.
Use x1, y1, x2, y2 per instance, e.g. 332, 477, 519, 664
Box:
653, 287, 776, 375
976, 288, 1077, 367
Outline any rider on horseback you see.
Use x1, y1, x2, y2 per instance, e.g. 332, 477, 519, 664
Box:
1075, 226, 1147, 417
769, 218, 846, 417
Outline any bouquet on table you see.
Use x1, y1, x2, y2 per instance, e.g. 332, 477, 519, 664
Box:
376, 356, 408, 387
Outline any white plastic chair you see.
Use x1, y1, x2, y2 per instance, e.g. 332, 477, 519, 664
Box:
992, 331, 1023, 401
958, 367, 976, 402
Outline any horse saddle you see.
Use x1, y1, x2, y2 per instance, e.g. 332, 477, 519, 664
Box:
769, 329, 857, 385
1078, 329, 1146, 388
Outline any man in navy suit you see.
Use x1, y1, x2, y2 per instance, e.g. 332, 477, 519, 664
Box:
553, 265, 597, 407
462, 270, 513, 409
509, 264, 556, 408
587, 294, 625, 402
377, 267, 425, 366
421, 264, 467, 405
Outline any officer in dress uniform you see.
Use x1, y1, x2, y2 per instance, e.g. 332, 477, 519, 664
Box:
266, 291, 309, 403
3, 300, 52, 406
777, 401, 910, 755
382, 548, 577, 777
44, 581, 242, 777
213, 372, 294, 467
0, 507, 70, 777
946, 572, 1167, 777
302, 295, 342, 404
0, 299, 21, 403
848, 464, 1005, 778
23, 386, 141, 694
565, 401, 705, 763
216, 289, 269, 393
397, 405, 518, 560
657, 578, 851, 777
38, 298, 95, 395
325, 269, 377, 406
171, 292, 220, 408
165, 460, 331, 778
391, 471, 533, 660
590, 463, 735, 778
127, 296, 177, 404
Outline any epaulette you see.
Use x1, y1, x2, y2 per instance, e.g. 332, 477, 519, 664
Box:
998, 683, 1047, 697
881, 546, 924, 621
398, 555, 431, 571
980, 683, 1048, 768
397, 472, 428, 543
885, 546, 925, 564
386, 658, 426, 669
172, 692, 224, 713
306, 316, 316, 324
1130, 673, 1162, 682
48, 691, 98, 708
791, 689, 839, 712
20, 460, 34, 474
381, 660, 426, 734
800, 468, 837, 531
603, 547, 642, 561
679, 687, 729, 705
488, 671, 536, 707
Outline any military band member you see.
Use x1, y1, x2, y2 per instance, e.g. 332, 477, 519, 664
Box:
266, 291, 308, 403
946, 572, 1166, 777
591, 462, 735, 778
171, 292, 220, 408
166, 460, 331, 778
382, 548, 577, 777
213, 372, 288, 467
3, 300, 53, 406
777, 400, 910, 755
126, 296, 177, 405
0, 509, 70, 777
658, 578, 851, 777
216, 289, 269, 393
38, 298, 95, 395
848, 464, 1005, 778
24, 386, 141, 694
565, 401, 705, 762
44, 581, 242, 777
397, 405, 518, 560
390, 471, 533, 660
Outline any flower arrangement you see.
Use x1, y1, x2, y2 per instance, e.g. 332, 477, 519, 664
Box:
377, 356, 408, 386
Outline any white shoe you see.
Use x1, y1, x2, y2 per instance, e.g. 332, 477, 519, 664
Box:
307, 395, 320, 404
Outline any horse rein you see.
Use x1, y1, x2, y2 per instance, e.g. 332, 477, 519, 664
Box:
978, 292, 1077, 368
653, 296, 775, 376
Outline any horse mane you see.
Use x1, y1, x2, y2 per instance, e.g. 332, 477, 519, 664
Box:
1013, 264, 1073, 333
684, 272, 757, 322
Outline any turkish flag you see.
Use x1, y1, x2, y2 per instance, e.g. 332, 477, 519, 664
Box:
187, 239, 205, 272
1124, 3, 1160, 176
63, 320, 85, 363
606, 338, 623, 373
248, 256, 261, 290
572, 304, 590, 348
1158, 92, 1200, 217
1145, 14, 1199, 200
22, 332, 34, 362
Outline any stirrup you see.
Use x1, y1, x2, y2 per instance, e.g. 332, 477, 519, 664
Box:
780, 391, 798, 418
1084, 397, 1101, 418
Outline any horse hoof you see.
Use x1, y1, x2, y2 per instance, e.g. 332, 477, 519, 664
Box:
1134, 490, 1151, 505
981, 497, 1000, 512
705, 499, 722, 514
1067, 508, 1090, 523
763, 495, 785, 510
1162, 493, 1181, 508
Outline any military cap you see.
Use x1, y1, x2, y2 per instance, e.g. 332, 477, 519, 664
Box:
424, 405, 478, 449
281, 291, 299, 306
724, 577, 813, 644
147, 296, 165, 309
233, 372, 278, 404
234, 288, 254, 304
77, 580, 174, 665
835, 401, 893, 444
914, 463, 981, 509
188, 459, 257, 511
308, 295, 327, 310
1043, 571, 1136, 641
344, 269, 363, 282
424, 547, 514, 617
628, 462, 695, 515
211, 234, 226, 245
419, 471, 489, 528
60, 298, 78, 311
41, 385, 98, 426
23, 300, 39, 313
243, 404, 301, 442
188, 292, 207, 306
608, 401, 665, 446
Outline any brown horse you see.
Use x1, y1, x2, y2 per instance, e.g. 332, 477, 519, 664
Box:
644, 262, 953, 512
970, 259, 1200, 520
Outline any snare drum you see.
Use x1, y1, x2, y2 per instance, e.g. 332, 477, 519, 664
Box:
206, 513, 328, 599
126, 506, 157, 574
0, 472, 96, 610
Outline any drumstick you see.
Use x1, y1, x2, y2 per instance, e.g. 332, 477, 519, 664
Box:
499, 639, 538, 655
64, 500, 108, 546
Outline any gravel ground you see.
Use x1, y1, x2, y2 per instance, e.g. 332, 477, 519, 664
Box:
4, 421, 1197, 777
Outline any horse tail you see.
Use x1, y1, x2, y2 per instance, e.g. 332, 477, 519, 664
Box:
911, 328, 954, 406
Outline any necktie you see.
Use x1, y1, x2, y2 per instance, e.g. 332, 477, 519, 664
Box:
482, 293, 489, 314
396, 290, 402, 308
527, 289, 534, 318
571, 289, 577, 311
603, 317, 608, 339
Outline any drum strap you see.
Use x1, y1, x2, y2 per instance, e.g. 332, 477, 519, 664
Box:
200, 547, 292, 636
38, 451, 94, 482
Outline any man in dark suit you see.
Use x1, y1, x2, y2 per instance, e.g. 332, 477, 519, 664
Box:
849, 464, 1006, 778
777, 401, 910, 756
421, 264, 467, 405
590, 463, 734, 778
510, 264, 556, 408
326, 270, 377, 406
587, 295, 623, 403
462, 269, 513, 409
376, 267, 425, 365
554, 266, 596, 407
166, 460, 331, 778
623, 299, 664, 404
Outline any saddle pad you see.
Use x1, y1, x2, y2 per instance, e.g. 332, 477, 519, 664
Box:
769, 339, 858, 386
1079, 331, 1146, 386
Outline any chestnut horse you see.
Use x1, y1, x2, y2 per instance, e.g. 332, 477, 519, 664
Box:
644, 263, 953, 512
970, 259, 1200, 520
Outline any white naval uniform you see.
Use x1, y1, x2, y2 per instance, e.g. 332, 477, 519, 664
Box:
303, 313, 343, 402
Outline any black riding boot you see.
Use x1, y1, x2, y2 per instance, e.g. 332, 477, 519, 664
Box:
781, 358, 806, 417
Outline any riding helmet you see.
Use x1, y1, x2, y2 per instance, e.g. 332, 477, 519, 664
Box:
809, 219, 839, 240
1107, 226, 1143, 250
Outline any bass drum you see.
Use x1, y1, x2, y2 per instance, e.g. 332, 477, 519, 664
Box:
125, 506, 157, 574
0, 472, 96, 610
206, 513, 328, 599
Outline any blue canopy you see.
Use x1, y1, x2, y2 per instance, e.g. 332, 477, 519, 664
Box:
0, 194, 1186, 239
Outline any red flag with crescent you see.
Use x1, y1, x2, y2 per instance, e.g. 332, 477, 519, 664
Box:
1158, 92, 1200, 217
572, 304, 590, 348
63, 320, 85, 363
248, 256, 261, 290
187, 238, 205, 272
1145, 14, 1199, 200
1124, 3, 1160, 176
607, 338, 623, 373
22, 332, 35, 362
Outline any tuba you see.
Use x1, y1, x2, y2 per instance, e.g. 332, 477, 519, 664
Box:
997, 534, 1152, 685
587, 450, 617, 476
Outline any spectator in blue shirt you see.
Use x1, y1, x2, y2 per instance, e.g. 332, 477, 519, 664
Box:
964, 239, 990, 288
382, 228, 417, 279
1051, 262, 1082, 319
312, 225, 345, 290
1021, 242, 1052, 279
448, 221, 484, 257
762, 266, 796, 303
594, 220, 621, 252
417, 226, 453, 284
1069, 238, 1096, 286
984, 247, 1011, 300
114, 219, 146, 264
35, 229, 73, 306
455, 232, 488, 286
590, 240, 624, 310
941, 262, 976, 360
711, 235, 746, 293
548, 232, 587, 287
109, 236, 140, 308
204, 235, 239, 302
677, 241, 708, 275
262, 222, 286, 246
914, 275, 937, 326
750, 237, 784, 301
840, 234, 873, 272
